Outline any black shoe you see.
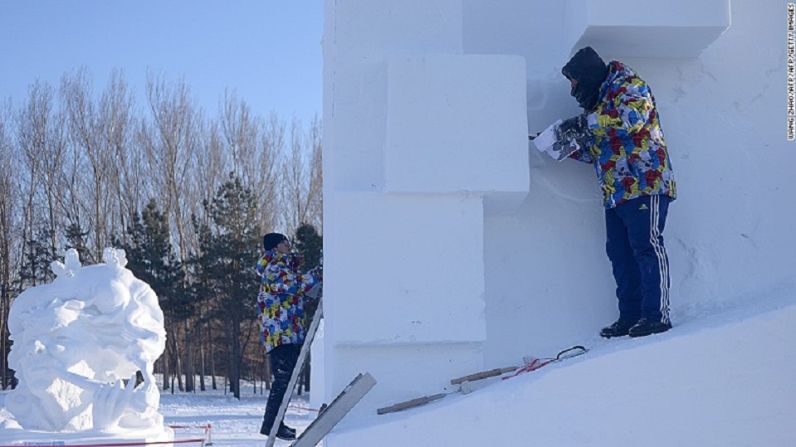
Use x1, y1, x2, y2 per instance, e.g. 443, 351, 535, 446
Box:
599, 319, 636, 338
275, 424, 297, 440
628, 319, 672, 337
260, 421, 297, 440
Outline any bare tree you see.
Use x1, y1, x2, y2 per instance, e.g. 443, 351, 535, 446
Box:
99, 70, 139, 239
39, 100, 67, 258
256, 113, 283, 233
62, 69, 115, 261
193, 121, 228, 226
306, 116, 323, 231
279, 117, 323, 234
16, 81, 55, 283
220, 93, 281, 234
0, 99, 19, 388
221, 91, 258, 185
59, 95, 90, 259
144, 74, 199, 261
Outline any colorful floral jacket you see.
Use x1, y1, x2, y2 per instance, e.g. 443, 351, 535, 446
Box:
256, 250, 321, 353
566, 61, 677, 208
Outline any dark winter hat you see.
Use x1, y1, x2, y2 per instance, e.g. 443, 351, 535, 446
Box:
263, 233, 288, 251
561, 46, 609, 111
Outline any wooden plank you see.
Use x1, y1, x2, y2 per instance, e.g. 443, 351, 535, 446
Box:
290, 372, 377, 447
376, 393, 448, 415
450, 366, 518, 385
265, 301, 324, 447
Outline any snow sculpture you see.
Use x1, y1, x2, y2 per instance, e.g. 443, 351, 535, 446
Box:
4, 248, 168, 436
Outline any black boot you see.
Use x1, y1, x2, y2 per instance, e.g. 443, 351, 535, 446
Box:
628, 318, 671, 337
274, 423, 297, 440
260, 421, 297, 440
599, 319, 636, 338
281, 423, 296, 436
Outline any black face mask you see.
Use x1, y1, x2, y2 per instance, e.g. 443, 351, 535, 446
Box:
562, 47, 609, 111
570, 80, 602, 111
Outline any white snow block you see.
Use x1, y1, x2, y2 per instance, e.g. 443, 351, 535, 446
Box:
326, 0, 463, 70
565, 0, 731, 58
384, 55, 529, 194
324, 62, 389, 191
323, 192, 486, 344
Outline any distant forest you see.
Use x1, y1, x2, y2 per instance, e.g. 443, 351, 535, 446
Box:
0, 69, 323, 398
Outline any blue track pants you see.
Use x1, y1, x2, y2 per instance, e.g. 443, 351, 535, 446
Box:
605, 195, 671, 324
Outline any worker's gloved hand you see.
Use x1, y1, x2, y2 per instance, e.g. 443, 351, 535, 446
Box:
558, 113, 588, 137
534, 114, 594, 161
542, 113, 591, 161
533, 119, 561, 154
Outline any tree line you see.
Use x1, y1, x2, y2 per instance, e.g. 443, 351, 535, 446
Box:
0, 69, 323, 398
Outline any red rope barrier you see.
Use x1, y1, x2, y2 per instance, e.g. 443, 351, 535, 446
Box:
0, 439, 205, 447
287, 404, 320, 413
166, 424, 211, 431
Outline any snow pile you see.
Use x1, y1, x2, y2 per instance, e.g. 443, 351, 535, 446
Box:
327, 293, 796, 446
0, 248, 171, 443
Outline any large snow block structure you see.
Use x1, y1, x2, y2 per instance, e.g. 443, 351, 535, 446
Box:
322, 0, 528, 419
565, 0, 731, 58
321, 0, 793, 445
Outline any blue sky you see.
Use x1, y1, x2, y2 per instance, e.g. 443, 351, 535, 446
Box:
0, 1, 323, 125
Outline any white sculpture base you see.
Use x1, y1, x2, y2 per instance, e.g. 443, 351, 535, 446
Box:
0, 424, 174, 446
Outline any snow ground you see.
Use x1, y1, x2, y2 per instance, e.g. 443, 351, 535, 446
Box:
2, 287, 794, 447
158, 387, 319, 447
0, 381, 319, 447
326, 288, 796, 447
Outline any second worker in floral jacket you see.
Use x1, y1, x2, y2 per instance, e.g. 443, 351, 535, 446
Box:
256, 232, 321, 441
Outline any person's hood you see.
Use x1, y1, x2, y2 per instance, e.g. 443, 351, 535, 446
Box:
562, 46, 609, 111
600, 60, 637, 95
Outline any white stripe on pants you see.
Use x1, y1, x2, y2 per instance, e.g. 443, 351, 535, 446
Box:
649, 195, 670, 324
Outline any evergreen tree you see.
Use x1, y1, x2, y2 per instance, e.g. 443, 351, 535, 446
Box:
196, 173, 260, 399
294, 223, 322, 274
63, 222, 91, 264
292, 223, 322, 394
18, 226, 55, 288
120, 200, 191, 391
121, 200, 187, 315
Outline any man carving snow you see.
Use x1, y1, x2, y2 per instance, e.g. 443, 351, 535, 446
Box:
544, 46, 677, 338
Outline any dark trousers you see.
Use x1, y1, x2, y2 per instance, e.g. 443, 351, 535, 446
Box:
605, 195, 671, 324
262, 344, 301, 430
